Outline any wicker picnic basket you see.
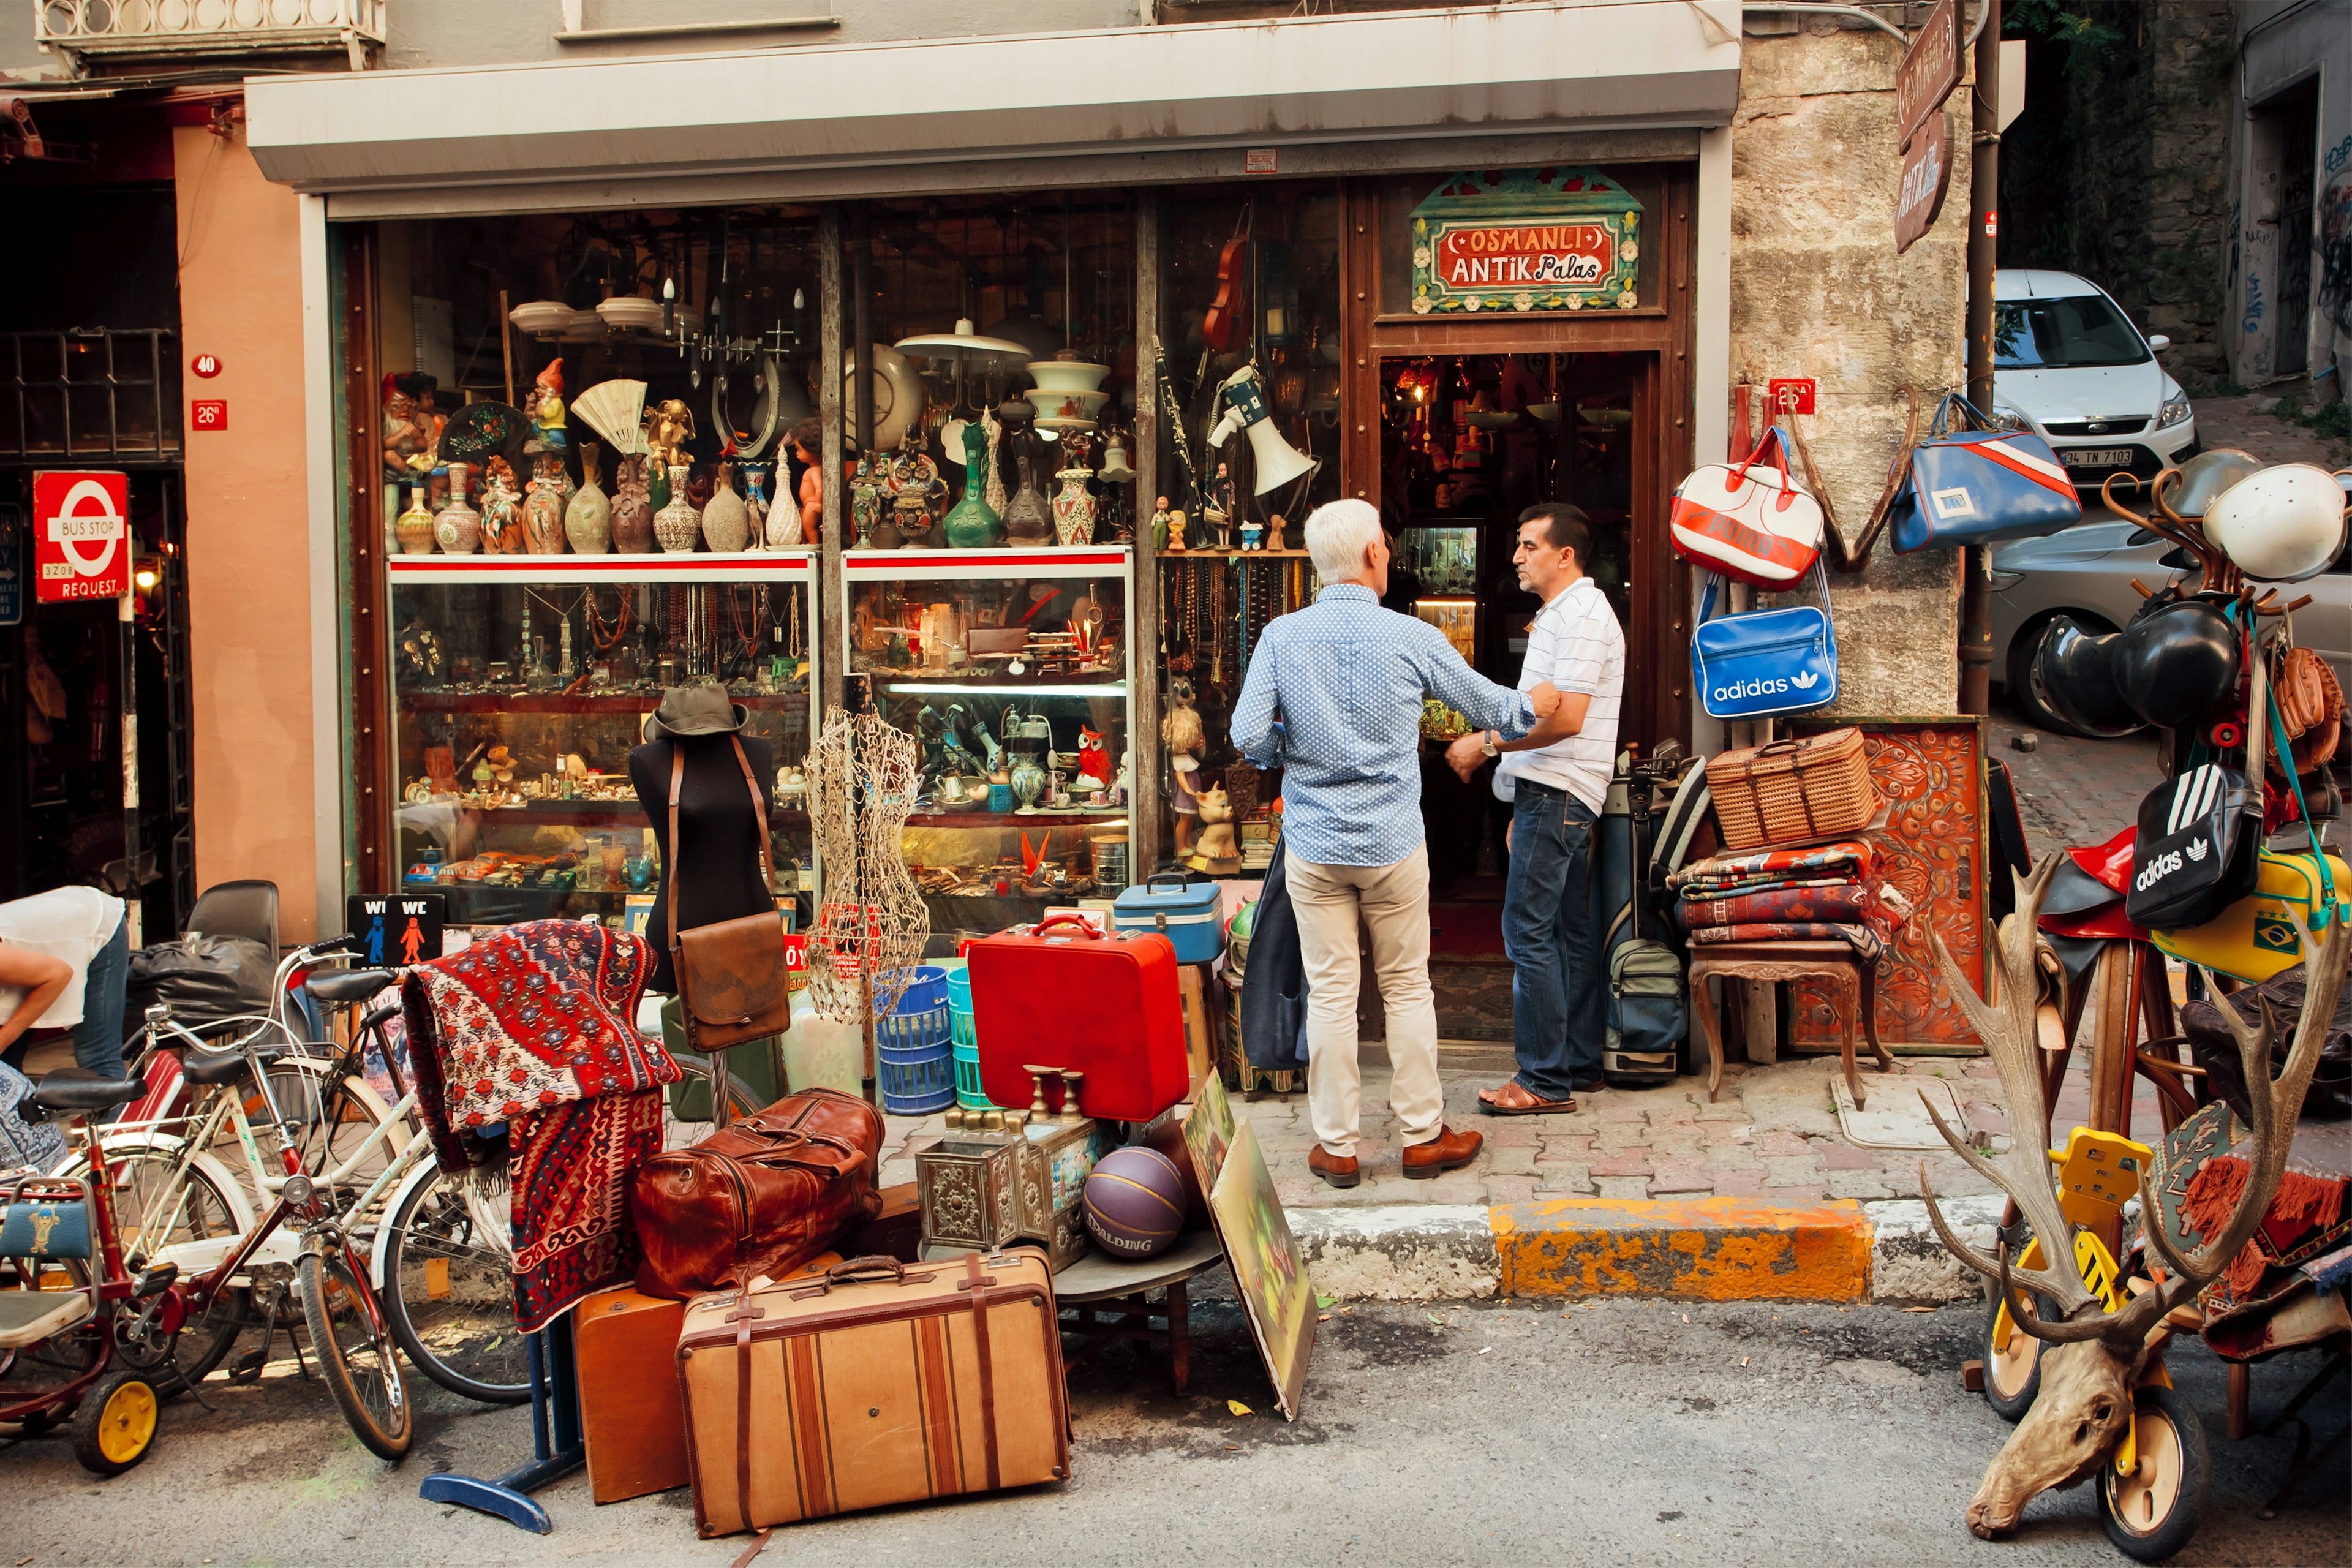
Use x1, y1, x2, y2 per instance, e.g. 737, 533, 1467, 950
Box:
1703, 726, 1878, 851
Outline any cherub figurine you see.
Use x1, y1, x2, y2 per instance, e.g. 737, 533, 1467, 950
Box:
382, 372, 442, 481
530, 358, 568, 451
790, 417, 823, 542
642, 398, 697, 471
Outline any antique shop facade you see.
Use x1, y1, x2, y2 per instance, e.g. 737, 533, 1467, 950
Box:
237, 4, 1969, 976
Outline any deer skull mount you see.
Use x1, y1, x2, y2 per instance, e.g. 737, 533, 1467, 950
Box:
1917, 854, 2348, 1540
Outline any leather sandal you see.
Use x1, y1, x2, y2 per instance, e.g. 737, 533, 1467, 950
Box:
1477, 1079, 1578, 1116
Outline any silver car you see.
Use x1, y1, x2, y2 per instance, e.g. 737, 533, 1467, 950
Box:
1990, 491, 2352, 736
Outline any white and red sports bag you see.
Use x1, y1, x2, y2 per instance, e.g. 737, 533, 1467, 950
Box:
1668, 426, 1826, 587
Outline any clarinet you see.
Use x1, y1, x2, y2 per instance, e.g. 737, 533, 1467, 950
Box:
1154, 345, 1202, 513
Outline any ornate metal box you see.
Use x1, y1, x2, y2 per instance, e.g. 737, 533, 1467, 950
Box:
914, 1111, 1110, 1270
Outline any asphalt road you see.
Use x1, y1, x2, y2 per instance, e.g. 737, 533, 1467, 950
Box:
2, 1294, 2343, 1567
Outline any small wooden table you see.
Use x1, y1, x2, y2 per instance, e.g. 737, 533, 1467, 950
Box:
1050, 1231, 1226, 1395
1688, 940, 1894, 1107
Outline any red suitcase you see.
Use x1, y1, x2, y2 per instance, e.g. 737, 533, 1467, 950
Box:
965, 915, 1188, 1121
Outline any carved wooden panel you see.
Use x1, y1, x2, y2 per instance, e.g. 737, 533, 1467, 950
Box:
1789, 718, 1988, 1054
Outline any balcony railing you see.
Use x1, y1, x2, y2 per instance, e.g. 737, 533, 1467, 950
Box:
39, 1, 386, 70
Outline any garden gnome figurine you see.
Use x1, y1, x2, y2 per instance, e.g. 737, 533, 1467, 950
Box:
530, 358, 568, 451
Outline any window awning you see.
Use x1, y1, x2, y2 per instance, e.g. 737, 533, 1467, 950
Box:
246, 1, 1741, 219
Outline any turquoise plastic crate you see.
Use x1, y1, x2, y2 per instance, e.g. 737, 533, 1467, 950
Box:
946, 970, 995, 1111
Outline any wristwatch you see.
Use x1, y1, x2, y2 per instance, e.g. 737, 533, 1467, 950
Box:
1480, 729, 1499, 759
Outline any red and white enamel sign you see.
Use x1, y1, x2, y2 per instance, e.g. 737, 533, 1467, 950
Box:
32, 470, 130, 603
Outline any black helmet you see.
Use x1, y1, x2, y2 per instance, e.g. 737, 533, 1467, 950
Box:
2032, 616, 2140, 737
2113, 594, 2242, 729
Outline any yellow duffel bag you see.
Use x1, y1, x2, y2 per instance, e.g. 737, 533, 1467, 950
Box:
2152, 848, 2352, 984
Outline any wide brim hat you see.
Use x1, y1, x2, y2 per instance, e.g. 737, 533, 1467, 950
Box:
645, 684, 750, 741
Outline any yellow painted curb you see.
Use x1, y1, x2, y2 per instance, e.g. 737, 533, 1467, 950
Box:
1488, 1197, 1872, 1301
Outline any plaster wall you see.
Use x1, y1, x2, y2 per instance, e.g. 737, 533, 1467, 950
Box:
1731, 21, 1965, 718
2229, 0, 2351, 386
174, 124, 324, 941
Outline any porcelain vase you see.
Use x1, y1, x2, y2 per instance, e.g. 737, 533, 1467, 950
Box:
395, 484, 436, 556
703, 460, 751, 552
653, 464, 701, 552
1051, 467, 1095, 547
477, 459, 524, 554
565, 442, 611, 554
432, 462, 481, 554
522, 451, 571, 554
611, 454, 654, 553
740, 461, 771, 549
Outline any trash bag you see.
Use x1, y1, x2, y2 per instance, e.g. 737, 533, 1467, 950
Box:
124, 935, 273, 1032
2176, 962, 2352, 1121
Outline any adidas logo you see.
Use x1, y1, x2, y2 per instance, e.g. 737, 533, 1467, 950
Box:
1790, 670, 1820, 689
2185, 838, 2208, 862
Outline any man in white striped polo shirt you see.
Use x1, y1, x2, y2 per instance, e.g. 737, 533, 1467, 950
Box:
1446, 503, 1623, 1114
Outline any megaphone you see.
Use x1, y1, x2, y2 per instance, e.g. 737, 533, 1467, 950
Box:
1208, 364, 1316, 494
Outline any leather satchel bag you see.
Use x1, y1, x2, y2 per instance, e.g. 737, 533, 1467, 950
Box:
1669, 424, 1826, 587
1689, 561, 1839, 721
630, 1087, 885, 1300
668, 738, 794, 1062
1887, 393, 2082, 552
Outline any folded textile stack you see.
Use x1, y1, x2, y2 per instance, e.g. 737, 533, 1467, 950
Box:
1666, 840, 1912, 960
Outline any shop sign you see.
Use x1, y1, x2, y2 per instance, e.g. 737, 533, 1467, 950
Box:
1895, 0, 1962, 151
349, 892, 446, 966
1408, 168, 1642, 316
32, 470, 129, 603
1895, 110, 1954, 255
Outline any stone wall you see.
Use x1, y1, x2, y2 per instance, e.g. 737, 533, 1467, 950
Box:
1733, 21, 1966, 718
2000, 0, 2236, 383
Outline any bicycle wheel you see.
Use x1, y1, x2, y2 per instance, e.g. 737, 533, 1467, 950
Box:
297, 1245, 412, 1461
659, 1069, 764, 1152
267, 1061, 399, 1194
81, 1147, 251, 1395
380, 1166, 528, 1405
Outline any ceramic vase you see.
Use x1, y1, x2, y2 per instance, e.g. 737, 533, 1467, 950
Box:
654, 463, 701, 552
478, 459, 524, 554
432, 462, 481, 554
1002, 450, 1052, 543
741, 461, 770, 549
565, 442, 611, 554
522, 451, 571, 555
702, 460, 751, 552
850, 458, 881, 549
610, 453, 654, 553
1011, 756, 1047, 812
395, 484, 437, 556
1051, 467, 1096, 548
942, 421, 1003, 548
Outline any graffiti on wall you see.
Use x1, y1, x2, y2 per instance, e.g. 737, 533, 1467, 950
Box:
2320, 134, 2352, 339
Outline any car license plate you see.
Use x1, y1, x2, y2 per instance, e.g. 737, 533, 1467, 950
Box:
2060, 447, 2135, 469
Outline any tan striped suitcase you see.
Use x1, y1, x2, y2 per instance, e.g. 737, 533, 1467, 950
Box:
675, 1249, 1069, 1537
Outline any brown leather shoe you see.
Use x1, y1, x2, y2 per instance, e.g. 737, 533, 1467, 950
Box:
1402, 1124, 1482, 1180
1308, 1146, 1361, 1189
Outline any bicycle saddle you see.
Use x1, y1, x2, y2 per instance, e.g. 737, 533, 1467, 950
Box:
179, 1044, 284, 1087
26, 1068, 147, 1118
307, 968, 398, 1005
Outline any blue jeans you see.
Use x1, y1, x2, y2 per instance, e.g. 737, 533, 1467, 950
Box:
1502, 783, 1602, 1099
73, 916, 130, 1082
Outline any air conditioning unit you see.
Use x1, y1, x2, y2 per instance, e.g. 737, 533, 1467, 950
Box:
38, 1, 386, 72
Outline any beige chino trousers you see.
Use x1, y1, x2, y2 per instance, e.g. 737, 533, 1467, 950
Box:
1286, 846, 1444, 1158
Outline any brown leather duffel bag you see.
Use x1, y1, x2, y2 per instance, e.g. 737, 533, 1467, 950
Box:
631, 1088, 885, 1300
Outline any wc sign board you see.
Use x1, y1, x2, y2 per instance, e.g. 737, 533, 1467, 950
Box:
32, 470, 129, 603
348, 893, 447, 967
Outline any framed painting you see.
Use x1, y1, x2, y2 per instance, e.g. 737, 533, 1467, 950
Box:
1787, 716, 1989, 1054
1205, 1119, 1315, 1420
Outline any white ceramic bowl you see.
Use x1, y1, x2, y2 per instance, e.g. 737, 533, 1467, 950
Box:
1027, 360, 1111, 394
1026, 388, 1110, 426
2204, 463, 2349, 582
597, 296, 665, 332
508, 300, 579, 337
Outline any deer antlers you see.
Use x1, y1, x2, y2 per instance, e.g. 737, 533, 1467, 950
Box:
1919, 853, 2351, 1354
1917, 856, 2100, 1325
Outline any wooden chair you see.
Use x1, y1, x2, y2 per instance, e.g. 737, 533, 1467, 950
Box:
1688, 940, 1894, 1106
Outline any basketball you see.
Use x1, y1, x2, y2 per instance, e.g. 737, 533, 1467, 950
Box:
1082, 1147, 1189, 1259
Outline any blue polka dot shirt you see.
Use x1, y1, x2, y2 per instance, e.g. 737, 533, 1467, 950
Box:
1229, 583, 1537, 868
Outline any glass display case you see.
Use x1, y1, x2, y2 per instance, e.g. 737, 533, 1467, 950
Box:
387, 551, 820, 930
842, 546, 1134, 932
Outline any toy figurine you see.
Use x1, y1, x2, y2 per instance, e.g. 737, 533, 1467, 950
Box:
382, 372, 442, 482
790, 417, 823, 543
1077, 725, 1112, 787
530, 358, 568, 451
1163, 676, 1206, 855
1240, 517, 1264, 551
1205, 462, 1236, 549
1186, 784, 1241, 875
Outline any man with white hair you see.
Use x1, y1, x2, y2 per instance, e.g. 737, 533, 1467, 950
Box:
1230, 499, 1559, 1188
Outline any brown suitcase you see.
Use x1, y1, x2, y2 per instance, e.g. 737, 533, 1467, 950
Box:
676, 1250, 1071, 1537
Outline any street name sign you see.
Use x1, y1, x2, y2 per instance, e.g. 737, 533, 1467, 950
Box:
1895, 0, 1962, 152
1895, 110, 1955, 255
